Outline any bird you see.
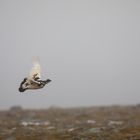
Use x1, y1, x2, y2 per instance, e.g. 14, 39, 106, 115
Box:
19, 57, 51, 92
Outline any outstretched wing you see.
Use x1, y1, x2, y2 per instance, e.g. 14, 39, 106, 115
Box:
28, 57, 41, 80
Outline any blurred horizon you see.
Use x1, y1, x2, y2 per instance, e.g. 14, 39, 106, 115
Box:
1, 103, 140, 111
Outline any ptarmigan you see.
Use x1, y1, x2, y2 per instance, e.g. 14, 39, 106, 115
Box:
19, 58, 51, 92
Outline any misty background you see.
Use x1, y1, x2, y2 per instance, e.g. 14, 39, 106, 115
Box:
0, 0, 140, 109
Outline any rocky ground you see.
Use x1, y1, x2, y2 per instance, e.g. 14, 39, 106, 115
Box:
0, 105, 140, 140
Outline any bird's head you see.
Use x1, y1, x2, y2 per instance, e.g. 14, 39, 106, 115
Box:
19, 87, 26, 92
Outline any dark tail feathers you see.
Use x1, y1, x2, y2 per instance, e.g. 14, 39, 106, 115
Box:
45, 79, 51, 84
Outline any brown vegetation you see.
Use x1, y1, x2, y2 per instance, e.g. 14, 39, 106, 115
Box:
0, 105, 140, 140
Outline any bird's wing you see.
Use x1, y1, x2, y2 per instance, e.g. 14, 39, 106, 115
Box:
28, 57, 41, 80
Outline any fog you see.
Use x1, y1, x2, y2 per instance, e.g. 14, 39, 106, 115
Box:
0, 0, 140, 109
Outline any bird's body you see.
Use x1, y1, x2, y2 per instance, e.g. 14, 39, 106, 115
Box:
19, 58, 51, 92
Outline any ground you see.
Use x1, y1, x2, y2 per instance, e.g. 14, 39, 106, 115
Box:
0, 105, 140, 140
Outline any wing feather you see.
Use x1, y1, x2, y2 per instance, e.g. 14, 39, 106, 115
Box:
28, 57, 41, 80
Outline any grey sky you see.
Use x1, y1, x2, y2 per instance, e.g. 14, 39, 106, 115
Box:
0, 0, 140, 109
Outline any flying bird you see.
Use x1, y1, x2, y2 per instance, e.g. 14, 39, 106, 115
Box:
19, 58, 51, 92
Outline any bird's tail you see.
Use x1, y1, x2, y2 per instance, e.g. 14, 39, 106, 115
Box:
45, 79, 51, 84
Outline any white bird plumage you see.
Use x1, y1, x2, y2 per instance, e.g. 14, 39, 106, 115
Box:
29, 57, 41, 80
19, 58, 51, 92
